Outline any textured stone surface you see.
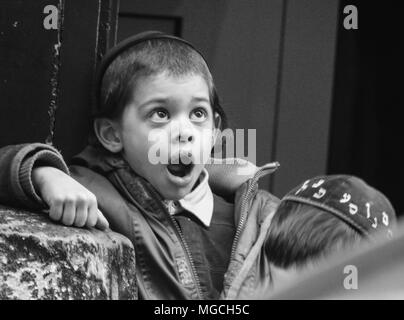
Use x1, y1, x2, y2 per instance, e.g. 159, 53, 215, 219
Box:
0, 205, 137, 300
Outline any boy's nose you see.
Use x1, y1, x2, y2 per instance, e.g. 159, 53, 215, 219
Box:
179, 130, 193, 143
172, 117, 194, 143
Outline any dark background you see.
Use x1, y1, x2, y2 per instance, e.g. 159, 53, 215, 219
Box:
328, 0, 404, 215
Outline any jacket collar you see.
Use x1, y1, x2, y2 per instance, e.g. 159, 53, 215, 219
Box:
163, 169, 214, 227
71, 145, 128, 173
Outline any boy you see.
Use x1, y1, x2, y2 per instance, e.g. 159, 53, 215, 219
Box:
0, 31, 280, 300
256, 175, 396, 297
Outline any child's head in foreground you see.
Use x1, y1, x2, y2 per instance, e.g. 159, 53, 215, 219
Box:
92, 31, 227, 200
265, 175, 396, 277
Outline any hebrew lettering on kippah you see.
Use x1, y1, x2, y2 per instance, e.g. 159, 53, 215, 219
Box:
371, 217, 378, 229
312, 179, 325, 188
313, 188, 326, 199
365, 203, 371, 219
340, 193, 351, 203
295, 180, 310, 195
349, 203, 358, 215
382, 212, 389, 226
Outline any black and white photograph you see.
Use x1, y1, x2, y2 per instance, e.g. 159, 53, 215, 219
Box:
1, 0, 403, 306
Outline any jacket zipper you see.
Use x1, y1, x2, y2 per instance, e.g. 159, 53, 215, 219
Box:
113, 172, 204, 299
229, 179, 257, 260
229, 165, 274, 261
168, 215, 204, 300
223, 164, 278, 300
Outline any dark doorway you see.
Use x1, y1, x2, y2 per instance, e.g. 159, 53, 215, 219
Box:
328, 0, 404, 216
117, 13, 182, 41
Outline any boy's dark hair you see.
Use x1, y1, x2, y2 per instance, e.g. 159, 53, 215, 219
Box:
95, 36, 227, 129
265, 201, 363, 269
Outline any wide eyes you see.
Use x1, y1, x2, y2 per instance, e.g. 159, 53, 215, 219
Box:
149, 109, 169, 123
190, 108, 208, 122
149, 107, 208, 123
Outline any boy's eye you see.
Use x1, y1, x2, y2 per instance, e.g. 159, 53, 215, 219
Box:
150, 109, 169, 122
190, 108, 208, 122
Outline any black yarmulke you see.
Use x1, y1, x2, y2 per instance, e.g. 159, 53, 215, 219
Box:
282, 175, 396, 239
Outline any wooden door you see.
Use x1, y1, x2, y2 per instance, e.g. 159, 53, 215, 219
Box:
0, 0, 119, 160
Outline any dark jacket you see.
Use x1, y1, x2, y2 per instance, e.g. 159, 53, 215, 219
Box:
0, 143, 280, 299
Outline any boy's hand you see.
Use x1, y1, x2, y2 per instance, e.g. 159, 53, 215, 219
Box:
32, 166, 109, 230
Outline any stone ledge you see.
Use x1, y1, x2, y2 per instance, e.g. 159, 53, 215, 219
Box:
0, 205, 137, 300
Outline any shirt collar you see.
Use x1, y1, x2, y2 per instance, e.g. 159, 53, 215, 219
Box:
163, 169, 214, 227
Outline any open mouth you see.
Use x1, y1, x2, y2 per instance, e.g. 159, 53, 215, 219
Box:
166, 158, 194, 178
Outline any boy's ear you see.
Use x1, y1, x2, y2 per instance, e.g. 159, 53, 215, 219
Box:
214, 112, 222, 129
212, 112, 222, 145
93, 118, 123, 153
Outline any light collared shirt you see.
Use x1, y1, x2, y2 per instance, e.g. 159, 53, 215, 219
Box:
163, 169, 214, 227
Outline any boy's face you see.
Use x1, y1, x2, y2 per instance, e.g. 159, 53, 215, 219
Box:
117, 72, 216, 200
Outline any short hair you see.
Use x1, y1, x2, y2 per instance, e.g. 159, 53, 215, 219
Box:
97, 38, 227, 129
265, 201, 363, 269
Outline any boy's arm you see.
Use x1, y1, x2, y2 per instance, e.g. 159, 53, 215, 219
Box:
0, 143, 69, 209
0, 143, 108, 230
